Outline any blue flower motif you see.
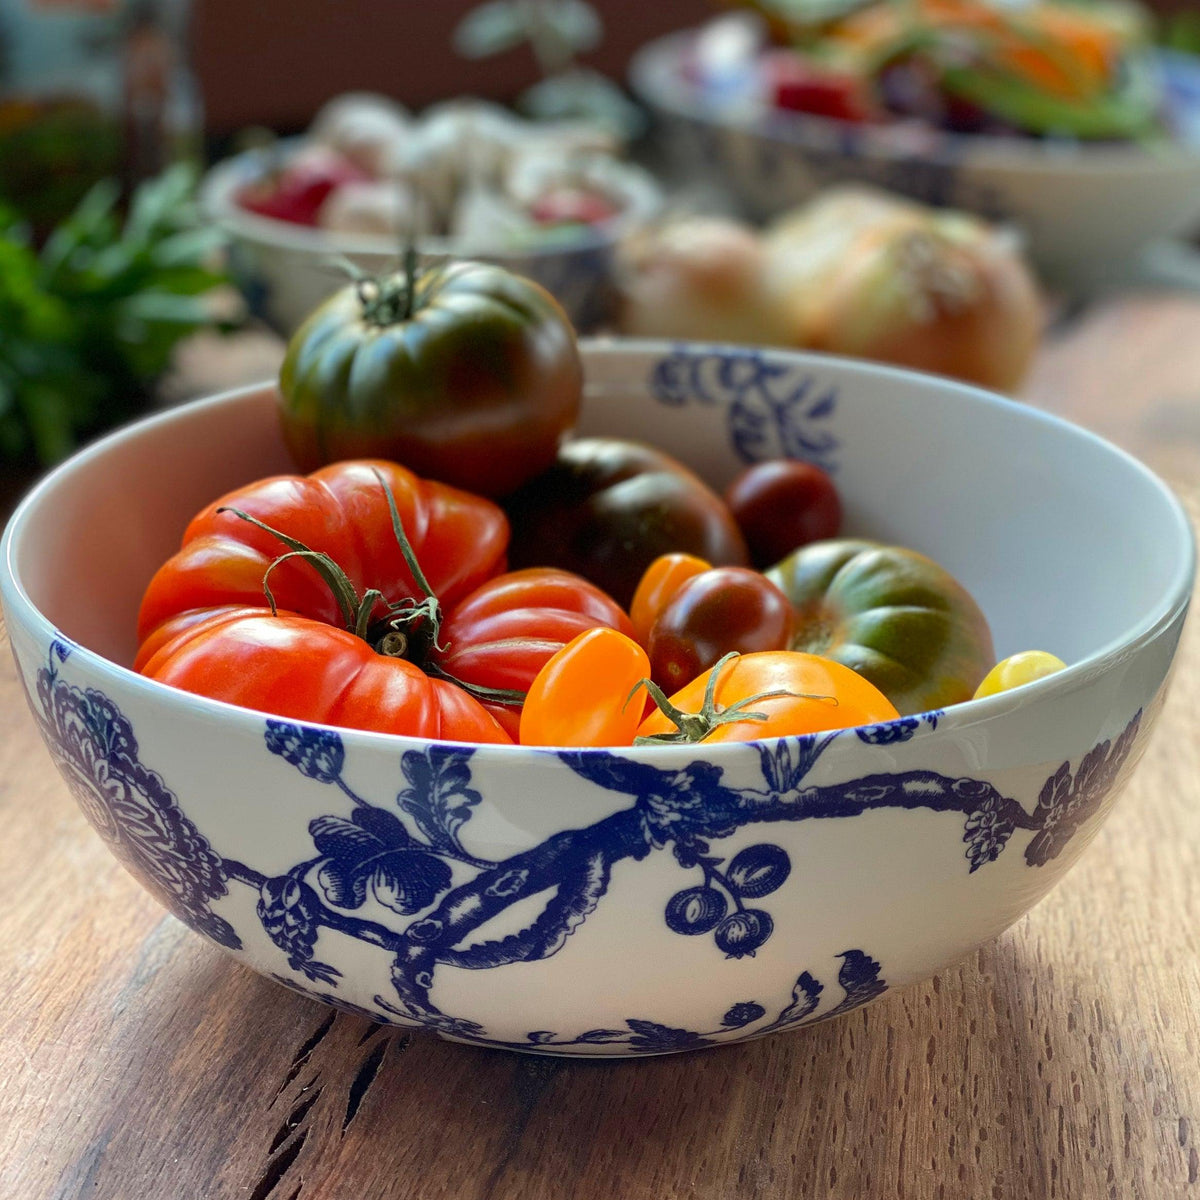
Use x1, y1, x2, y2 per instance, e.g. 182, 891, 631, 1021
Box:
857, 717, 920, 746
963, 794, 1014, 871
1026, 712, 1142, 867
648, 347, 839, 469
33, 659, 239, 949
258, 875, 340, 984
266, 720, 344, 784
625, 1019, 712, 1053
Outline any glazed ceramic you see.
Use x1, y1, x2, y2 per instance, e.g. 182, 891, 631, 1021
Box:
629, 35, 1200, 290
200, 146, 662, 336
2, 342, 1192, 1055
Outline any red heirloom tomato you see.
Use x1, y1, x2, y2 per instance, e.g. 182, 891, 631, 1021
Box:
723, 459, 842, 568
137, 459, 508, 644
136, 462, 633, 742
646, 567, 796, 694
636, 651, 899, 745
277, 255, 583, 497
504, 437, 751, 610
136, 606, 512, 743
431, 567, 636, 739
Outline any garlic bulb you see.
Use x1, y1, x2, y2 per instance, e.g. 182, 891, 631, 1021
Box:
309, 92, 411, 178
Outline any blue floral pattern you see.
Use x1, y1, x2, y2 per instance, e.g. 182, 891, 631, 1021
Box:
650, 347, 839, 470
29, 641, 240, 950
25, 635, 1145, 1052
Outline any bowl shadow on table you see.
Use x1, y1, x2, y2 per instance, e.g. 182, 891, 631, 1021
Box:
202, 933, 1068, 1198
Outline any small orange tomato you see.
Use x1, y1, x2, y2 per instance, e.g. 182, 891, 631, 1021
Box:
630, 552, 711, 646
636, 651, 899, 745
519, 627, 652, 748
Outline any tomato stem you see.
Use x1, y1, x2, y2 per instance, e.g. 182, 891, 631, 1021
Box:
356, 245, 424, 327
218, 477, 527, 709
631, 652, 836, 746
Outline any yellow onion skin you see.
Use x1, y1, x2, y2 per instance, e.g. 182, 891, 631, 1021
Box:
616, 215, 787, 345
763, 187, 1043, 393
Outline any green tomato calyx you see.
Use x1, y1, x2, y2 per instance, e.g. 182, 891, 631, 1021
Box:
356, 244, 424, 327
630, 652, 836, 746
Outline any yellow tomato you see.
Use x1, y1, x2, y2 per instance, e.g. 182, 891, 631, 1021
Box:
973, 651, 1067, 699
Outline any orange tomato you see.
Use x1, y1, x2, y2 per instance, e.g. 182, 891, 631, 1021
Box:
636, 651, 899, 745
519, 627, 652, 748
629, 553, 711, 646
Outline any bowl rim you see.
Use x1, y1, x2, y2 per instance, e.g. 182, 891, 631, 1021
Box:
2, 340, 1194, 763
199, 139, 665, 261
628, 30, 1200, 178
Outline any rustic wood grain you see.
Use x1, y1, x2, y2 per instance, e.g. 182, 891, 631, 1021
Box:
3, 297, 1200, 1200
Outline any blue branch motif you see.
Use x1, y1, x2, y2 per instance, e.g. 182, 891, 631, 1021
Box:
650, 347, 840, 470
28, 641, 1144, 1051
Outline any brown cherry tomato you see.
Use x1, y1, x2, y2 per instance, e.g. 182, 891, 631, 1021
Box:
647, 566, 796, 694
630, 552, 711, 646
724, 459, 842, 569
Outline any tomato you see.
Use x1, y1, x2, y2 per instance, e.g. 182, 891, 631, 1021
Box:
136, 607, 512, 743
724, 459, 842, 568
765, 51, 876, 122
630, 552, 711, 646
137, 459, 508, 645
766, 538, 995, 714
237, 145, 370, 226
430, 567, 636, 738
519, 628, 651, 747
647, 567, 796, 694
503, 437, 751, 610
636, 651, 899, 745
528, 186, 620, 227
973, 650, 1066, 699
277, 257, 583, 497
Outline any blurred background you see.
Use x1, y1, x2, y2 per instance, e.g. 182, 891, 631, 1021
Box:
2, 0, 1199, 496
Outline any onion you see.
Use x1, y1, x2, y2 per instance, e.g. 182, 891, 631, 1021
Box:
763, 187, 1042, 392
616, 215, 786, 344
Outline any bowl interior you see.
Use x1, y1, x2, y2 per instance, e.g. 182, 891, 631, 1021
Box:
5, 343, 1192, 688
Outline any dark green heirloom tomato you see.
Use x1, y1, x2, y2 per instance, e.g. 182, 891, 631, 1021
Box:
277, 255, 583, 497
504, 437, 751, 610
765, 538, 995, 715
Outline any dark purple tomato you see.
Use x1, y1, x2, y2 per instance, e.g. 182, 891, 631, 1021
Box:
503, 438, 750, 610
723, 459, 842, 568
647, 566, 796, 693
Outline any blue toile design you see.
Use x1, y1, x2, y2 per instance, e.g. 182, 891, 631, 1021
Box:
649, 347, 839, 470
25, 638, 1147, 1050
28, 645, 240, 949
1024, 712, 1142, 866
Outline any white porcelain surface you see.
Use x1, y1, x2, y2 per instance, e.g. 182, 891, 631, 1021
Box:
200, 147, 663, 336
630, 35, 1200, 289
2, 342, 1192, 1054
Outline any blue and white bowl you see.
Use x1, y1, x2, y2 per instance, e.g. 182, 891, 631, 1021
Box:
630, 34, 1200, 290
201, 146, 663, 337
1, 342, 1192, 1055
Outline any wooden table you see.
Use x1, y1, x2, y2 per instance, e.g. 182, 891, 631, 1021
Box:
3, 294, 1199, 1200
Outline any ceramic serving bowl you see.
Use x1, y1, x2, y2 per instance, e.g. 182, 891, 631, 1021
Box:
2, 342, 1192, 1056
200, 146, 662, 337
629, 34, 1200, 290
